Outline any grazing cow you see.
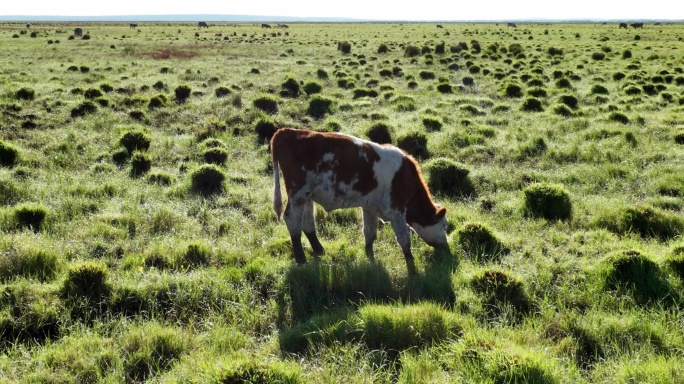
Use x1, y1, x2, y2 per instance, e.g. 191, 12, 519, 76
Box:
507, 22, 517, 28
631, 22, 644, 29
436, 24, 443, 28
198, 21, 209, 28
271, 128, 448, 275
129, 23, 138, 29
619, 22, 628, 29
262, 23, 272, 28
74, 27, 83, 37
277, 23, 289, 28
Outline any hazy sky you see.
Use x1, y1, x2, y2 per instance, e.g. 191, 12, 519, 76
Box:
1, 0, 678, 20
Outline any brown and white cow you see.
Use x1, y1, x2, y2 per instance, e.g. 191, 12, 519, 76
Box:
271, 128, 448, 275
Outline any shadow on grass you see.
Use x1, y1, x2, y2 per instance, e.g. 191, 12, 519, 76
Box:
278, 245, 460, 354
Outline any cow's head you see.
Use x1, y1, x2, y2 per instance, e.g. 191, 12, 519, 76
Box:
411, 205, 448, 247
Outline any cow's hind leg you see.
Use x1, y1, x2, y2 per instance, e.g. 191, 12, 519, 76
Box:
362, 209, 378, 261
302, 198, 325, 256
389, 214, 417, 276
284, 197, 307, 264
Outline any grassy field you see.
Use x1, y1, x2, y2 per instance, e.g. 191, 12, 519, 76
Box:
0, 20, 683, 383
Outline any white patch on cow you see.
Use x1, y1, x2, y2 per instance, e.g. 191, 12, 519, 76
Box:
411, 215, 448, 246
322, 152, 336, 164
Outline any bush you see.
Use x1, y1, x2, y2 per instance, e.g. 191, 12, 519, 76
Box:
0, 140, 19, 167
14, 203, 49, 232
366, 122, 393, 144
521, 97, 544, 112
190, 164, 225, 195
130, 151, 152, 176
119, 130, 151, 153
174, 84, 192, 103
203, 147, 229, 165
215, 86, 231, 97
15, 88, 35, 101
70, 101, 97, 118
253, 94, 279, 114
281, 77, 300, 98
307, 95, 334, 119
603, 250, 673, 305
456, 222, 505, 260
303, 81, 322, 95
397, 131, 429, 159
523, 183, 572, 221
424, 158, 473, 197
504, 83, 523, 98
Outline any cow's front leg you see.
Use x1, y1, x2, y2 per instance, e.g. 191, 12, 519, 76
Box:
389, 214, 417, 276
284, 196, 307, 264
302, 198, 325, 256
362, 209, 378, 261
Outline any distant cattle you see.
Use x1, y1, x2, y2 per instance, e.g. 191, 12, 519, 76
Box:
129, 23, 138, 29
436, 24, 443, 28
262, 23, 272, 28
619, 23, 628, 29
277, 23, 289, 28
507, 22, 517, 28
198, 21, 208, 28
74, 27, 83, 37
631, 23, 644, 29
271, 128, 448, 275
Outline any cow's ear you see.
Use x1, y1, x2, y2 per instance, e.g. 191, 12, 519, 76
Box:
436, 206, 446, 219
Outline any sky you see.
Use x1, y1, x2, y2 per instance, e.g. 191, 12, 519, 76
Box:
1, 0, 679, 21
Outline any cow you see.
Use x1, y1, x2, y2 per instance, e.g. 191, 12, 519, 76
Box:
262, 23, 272, 28
507, 22, 517, 28
198, 21, 209, 28
631, 22, 644, 29
619, 23, 628, 29
270, 128, 448, 276
74, 27, 83, 37
129, 23, 138, 29
277, 23, 289, 28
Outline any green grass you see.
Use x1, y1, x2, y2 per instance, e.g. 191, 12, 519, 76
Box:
0, 21, 683, 383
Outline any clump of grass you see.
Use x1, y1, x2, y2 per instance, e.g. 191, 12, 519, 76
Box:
307, 95, 334, 119
419, 71, 436, 80
553, 104, 573, 117
397, 131, 429, 159
70, 101, 97, 118
603, 250, 674, 305
405, 45, 421, 57
421, 115, 443, 131
253, 94, 279, 114
503, 83, 523, 98
122, 324, 187, 382
130, 151, 152, 176
0, 140, 19, 167
377, 43, 389, 53
590, 84, 609, 95
0, 245, 59, 282
203, 147, 229, 165
592, 52, 606, 60
424, 158, 473, 197
617, 204, 682, 240
519, 136, 547, 158
316, 68, 328, 80
14, 203, 49, 232
255, 119, 279, 143
609, 112, 630, 124
147, 171, 175, 186
83, 88, 103, 99
338, 41, 352, 54
178, 242, 211, 267
15, 87, 35, 101
455, 222, 505, 261
190, 164, 226, 195
471, 269, 532, 318
666, 246, 684, 279
523, 182, 572, 221
365, 122, 393, 144
303, 81, 322, 95
215, 86, 231, 97
281, 77, 300, 98
61, 261, 111, 320
521, 97, 544, 112
174, 84, 192, 103
204, 357, 303, 383
352, 88, 378, 99
148, 94, 167, 109
359, 303, 460, 351
673, 131, 684, 145
119, 129, 151, 153
559, 94, 579, 109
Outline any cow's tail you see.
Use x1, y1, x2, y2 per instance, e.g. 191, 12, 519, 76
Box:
272, 153, 283, 221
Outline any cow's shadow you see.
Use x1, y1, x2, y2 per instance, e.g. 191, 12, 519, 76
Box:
276, 245, 459, 353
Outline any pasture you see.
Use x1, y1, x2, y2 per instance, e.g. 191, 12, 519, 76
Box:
1, 20, 683, 382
